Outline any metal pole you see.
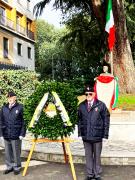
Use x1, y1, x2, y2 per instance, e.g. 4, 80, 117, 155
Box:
52, 51, 60, 81
52, 56, 54, 80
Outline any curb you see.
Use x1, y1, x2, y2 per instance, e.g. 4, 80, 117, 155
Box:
21, 150, 135, 166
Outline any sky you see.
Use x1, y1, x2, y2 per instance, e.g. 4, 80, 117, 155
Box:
32, 0, 62, 28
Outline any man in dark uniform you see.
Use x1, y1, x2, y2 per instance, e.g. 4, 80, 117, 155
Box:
0, 91, 26, 175
78, 86, 110, 180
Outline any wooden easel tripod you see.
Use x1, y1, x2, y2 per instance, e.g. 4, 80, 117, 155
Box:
22, 137, 77, 180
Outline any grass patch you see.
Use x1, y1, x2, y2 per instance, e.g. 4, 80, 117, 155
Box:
117, 94, 135, 110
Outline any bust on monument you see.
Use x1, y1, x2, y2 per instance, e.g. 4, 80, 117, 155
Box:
94, 64, 113, 81
100, 65, 114, 77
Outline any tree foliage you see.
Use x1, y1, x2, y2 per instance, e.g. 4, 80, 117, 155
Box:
60, 12, 106, 78
35, 17, 104, 82
35, 20, 64, 79
0, 70, 39, 107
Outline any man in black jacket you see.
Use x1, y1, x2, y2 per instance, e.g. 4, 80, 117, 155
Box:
0, 91, 26, 175
78, 86, 110, 180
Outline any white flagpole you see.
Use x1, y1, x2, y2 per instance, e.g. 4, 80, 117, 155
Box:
110, 50, 113, 75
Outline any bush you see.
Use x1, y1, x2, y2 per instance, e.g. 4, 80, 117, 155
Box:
0, 70, 40, 107
24, 81, 79, 139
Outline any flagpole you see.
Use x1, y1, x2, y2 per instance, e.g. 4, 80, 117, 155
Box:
105, 0, 115, 76
110, 49, 113, 75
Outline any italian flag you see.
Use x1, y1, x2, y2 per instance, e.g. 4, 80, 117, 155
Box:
105, 0, 115, 51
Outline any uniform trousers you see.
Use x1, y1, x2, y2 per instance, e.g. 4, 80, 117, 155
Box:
83, 141, 102, 178
4, 139, 22, 171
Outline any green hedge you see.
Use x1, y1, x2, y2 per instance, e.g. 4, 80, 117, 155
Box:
24, 81, 79, 139
0, 70, 40, 107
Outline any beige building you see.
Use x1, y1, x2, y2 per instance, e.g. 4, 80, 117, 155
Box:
0, 0, 35, 70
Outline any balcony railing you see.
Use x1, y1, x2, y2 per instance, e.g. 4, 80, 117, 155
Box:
0, 14, 35, 41
0, 62, 27, 70
27, 29, 35, 40
0, 14, 14, 30
16, 23, 26, 35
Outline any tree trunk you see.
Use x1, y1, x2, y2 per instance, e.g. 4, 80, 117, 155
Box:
113, 0, 135, 93
90, 0, 105, 28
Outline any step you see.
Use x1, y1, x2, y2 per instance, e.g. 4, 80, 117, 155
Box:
20, 138, 135, 165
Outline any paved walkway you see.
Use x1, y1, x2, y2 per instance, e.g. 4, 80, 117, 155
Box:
0, 148, 135, 180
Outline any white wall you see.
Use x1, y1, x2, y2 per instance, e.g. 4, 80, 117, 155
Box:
12, 0, 34, 20
13, 36, 35, 70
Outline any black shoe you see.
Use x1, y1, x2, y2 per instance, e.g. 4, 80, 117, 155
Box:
85, 177, 94, 180
95, 177, 102, 180
3, 168, 13, 174
14, 170, 21, 175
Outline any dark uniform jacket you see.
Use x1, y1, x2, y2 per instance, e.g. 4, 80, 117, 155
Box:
0, 102, 26, 140
78, 99, 110, 141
